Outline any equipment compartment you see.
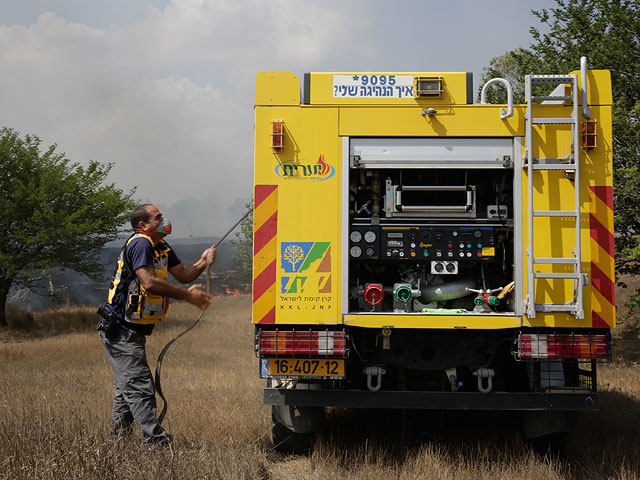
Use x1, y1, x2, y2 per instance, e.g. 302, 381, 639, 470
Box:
348, 156, 515, 315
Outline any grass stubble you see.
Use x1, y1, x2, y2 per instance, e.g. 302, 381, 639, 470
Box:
0, 291, 639, 479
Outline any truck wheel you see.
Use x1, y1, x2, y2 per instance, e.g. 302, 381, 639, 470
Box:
522, 411, 572, 454
529, 432, 567, 455
271, 409, 316, 454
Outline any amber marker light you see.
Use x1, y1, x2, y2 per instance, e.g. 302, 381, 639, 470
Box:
271, 120, 284, 151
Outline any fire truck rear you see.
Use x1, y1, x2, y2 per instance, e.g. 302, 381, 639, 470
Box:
252, 59, 614, 451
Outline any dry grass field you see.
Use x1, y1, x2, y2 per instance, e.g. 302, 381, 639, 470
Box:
1, 291, 640, 479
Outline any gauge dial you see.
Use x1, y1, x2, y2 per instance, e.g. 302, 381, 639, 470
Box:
350, 245, 362, 258
350, 230, 362, 243
364, 230, 377, 243
365, 247, 375, 257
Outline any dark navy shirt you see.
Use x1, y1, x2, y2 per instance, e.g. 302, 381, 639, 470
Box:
124, 236, 181, 335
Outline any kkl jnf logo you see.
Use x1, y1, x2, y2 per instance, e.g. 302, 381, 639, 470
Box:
280, 242, 332, 294
274, 155, 335, 182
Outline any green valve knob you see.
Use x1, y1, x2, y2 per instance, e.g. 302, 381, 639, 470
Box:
474, 296, 485, 305
395, 286, 412, 302
423, 251, 429, 257
488, 296, 500, 306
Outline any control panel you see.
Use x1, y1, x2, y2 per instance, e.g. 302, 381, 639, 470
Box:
349, 225, 496, 261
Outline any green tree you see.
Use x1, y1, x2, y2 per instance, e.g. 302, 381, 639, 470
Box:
0, 127, 136, 326
479, 0, 640, 308
230, 201, 253, 274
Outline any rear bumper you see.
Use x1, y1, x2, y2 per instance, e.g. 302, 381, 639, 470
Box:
264, 388, 598, 411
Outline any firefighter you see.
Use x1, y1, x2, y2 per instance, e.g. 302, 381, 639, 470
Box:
97, 203, 216, 445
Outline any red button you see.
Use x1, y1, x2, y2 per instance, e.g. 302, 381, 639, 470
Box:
448, 243, 453, 248
477, 252, 482, 257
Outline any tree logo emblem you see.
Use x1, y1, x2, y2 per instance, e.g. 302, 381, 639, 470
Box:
283, 244, 304, 271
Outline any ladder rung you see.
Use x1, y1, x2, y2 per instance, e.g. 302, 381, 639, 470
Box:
533, 272, 582, 279
533, 258, 578, 265
532, 118, 577, 125
532, 164, 576, 170
534, 303, 579, 313
532, 95, 573, 102
531, 75, 575, 85
533, 157, 572, 163
532, 210, 578, 217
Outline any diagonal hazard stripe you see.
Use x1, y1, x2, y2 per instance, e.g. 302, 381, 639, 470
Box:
590, 261, 615, 306
592, 310, 612, 329
589, 185, 613, 210
589, 213, 614, 258
253, 287, 276, 320
253, 259, 277, 302
257, 306, 276, 324
591, 280, 616, 327
589, 189, 614, 232
254, 211, 278, 255
591, 242, 614, 271
253, 236, 276, 275
254, 188, 278, 232
255, 184, 277, 208
253, 184, 277, 325
588, 185, 615, 328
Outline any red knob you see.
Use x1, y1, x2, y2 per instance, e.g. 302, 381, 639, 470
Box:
364, 284, 384, 306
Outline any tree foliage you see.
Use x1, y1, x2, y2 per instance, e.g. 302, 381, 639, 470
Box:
0, 127, 136, 326
229, 201, 253, 275
479, 0, 640, 284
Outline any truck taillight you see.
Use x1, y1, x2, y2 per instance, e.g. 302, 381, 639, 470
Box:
516, 333, 610, 361
258, 330, 348, 357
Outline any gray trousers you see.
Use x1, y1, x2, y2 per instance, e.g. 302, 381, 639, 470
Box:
99, 328, 169, 442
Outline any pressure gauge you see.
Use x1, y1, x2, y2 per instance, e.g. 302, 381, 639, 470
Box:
350, 245, 363, 258
350, 230, 362, 243
365, 247, 375, 257
364, 230, 377, 243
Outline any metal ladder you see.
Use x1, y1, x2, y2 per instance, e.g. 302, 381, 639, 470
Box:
524, 74, 584, 319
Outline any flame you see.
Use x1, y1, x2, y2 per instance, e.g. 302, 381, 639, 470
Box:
316, 155, 330, 176
225, 287, 245, 297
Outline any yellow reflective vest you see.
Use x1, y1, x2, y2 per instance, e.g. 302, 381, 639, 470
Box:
107, 234, 172, 325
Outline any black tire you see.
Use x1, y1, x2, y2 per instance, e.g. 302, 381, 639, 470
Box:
529, 432, 567, 455
271, 411, 316, 454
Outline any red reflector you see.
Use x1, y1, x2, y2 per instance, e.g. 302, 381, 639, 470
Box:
517, 333, 610, 360
259, 330, 347, 357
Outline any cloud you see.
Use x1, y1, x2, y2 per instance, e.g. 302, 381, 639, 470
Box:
0, 0, 370, 235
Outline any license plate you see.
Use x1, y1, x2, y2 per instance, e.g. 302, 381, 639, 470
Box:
260, 358, 345, 379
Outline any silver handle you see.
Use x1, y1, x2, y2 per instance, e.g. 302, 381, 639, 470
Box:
395, 186, 473, 212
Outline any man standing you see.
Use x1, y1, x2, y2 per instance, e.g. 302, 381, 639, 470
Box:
98, 204, 216, 445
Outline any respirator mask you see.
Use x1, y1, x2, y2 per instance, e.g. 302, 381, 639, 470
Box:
151, 218, 172, 236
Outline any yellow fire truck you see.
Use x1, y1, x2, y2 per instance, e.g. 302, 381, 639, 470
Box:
252, 58, 614, 451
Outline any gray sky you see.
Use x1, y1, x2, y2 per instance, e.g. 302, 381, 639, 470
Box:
1, 0, 559, 237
